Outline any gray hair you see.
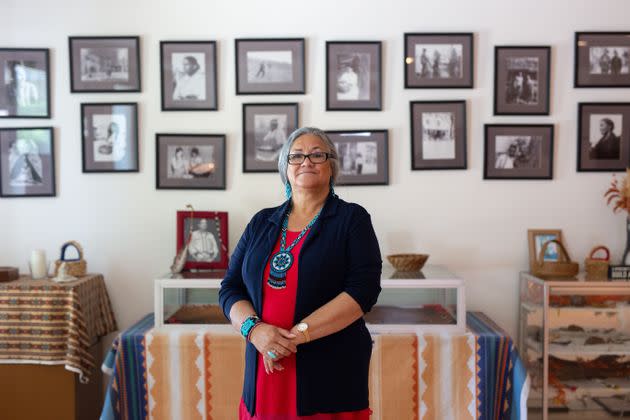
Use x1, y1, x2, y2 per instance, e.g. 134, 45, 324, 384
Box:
278, 127, 339, 186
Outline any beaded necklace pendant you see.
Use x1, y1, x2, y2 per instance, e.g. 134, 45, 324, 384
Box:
266, 208, 321, 289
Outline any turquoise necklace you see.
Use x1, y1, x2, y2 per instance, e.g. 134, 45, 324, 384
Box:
267, 207, 321, 289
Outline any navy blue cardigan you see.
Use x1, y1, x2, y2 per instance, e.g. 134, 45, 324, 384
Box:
218, 194, 382, 416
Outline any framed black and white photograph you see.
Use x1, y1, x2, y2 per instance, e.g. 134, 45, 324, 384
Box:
410, 100, 467, 170
242, 103, 298, 172
327, 130, 388, 186
404, 33, 473, 88
578, 102, 630, 172
326, 41, 382, 111
160, 41, 217, 111
156, 133, 225, 190
81, 103, 138, 173
69, 36, 141, 92
575, 32, 630, 88
235, 38, 305, 94
0, 127, 55, 197
484, 124, 554, 180
0, 49, 50, 118
494, 46, 551, 115
177, 210, 229, 270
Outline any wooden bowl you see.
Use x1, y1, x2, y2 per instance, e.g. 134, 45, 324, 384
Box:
386, 254, 429, 272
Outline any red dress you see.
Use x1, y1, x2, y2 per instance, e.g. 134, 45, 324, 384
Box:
239, 230, 371, 420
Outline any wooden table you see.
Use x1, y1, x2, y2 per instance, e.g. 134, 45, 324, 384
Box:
0, 274, 117, 420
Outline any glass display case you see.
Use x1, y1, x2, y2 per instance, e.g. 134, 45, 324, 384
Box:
154, 265, 465, 333
519, 272, 630, 419
154, 271, 230, 330
365, 265, 465, 333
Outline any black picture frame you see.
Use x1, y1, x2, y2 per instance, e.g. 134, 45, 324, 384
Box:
0, 48, 51, 118
326, 41, 382, 111
577, 102, 630, 172
156, 133, 226, 190
484, 124, 554, 180
235, 38, 305, 95
81, 102, 139, 173
242, 102, 298, 172
404, 32, 474, 89
0, 126, 55, 197
160, 41, 218, 111
575, 32, 630, 88
494, 46, 551, 116
410, 100, 467, 170
327, 130, 388, 186
69, 36, 141, 92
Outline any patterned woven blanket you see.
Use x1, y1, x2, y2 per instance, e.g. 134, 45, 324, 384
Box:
101, 312, 528, 420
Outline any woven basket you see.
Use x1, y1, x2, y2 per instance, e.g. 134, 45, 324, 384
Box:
387, 254, 429, 272
532, 239, 579, 280
54, 241, 87, 277
585, 245, 610, 282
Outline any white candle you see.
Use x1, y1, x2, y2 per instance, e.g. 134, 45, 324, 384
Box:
29, 250, 48, 279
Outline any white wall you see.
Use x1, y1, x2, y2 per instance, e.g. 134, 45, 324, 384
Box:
2, 0, 629, 341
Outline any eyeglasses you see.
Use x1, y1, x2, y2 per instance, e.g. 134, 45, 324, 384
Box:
287, 152, 333, 165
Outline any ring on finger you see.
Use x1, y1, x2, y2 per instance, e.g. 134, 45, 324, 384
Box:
267, 350, 278, 359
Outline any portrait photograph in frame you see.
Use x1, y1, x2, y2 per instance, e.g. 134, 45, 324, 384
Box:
527, 229, 564, 272
577, 102, 630, 172
176, 210, 229, 270
410, 100, 467, 170
0, 48, 50, 118
0, 126, 55, 197
242, 102, 298, 172
575, 32, 630, 88
69, 36, 141, 92
81, 102, 139, 173
160, 41, 217, 111
327, 130, 388, 186
235, 38, 305, 94
326, 41, 382, 111
494, 46, 551, 115
404, 32, 473, 88
156, 133, 226, 190
484, 124, 554, 180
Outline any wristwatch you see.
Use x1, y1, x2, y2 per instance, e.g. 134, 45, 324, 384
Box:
296, 322, 310, 343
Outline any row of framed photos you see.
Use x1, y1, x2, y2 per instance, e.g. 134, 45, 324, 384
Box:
2, 100, 628, 197
2, 32, 630, 118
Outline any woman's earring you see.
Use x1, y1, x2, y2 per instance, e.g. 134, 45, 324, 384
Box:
329, 178, 336, 197
285, 182, 292, 199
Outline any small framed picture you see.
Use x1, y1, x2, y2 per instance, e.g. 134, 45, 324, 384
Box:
494, 46, 551, 115
81, 103, 139, 173
484, 124, 554, 180
160, 41, 218, 111
404, 33, 474, 88
242, 102, 298, 172
578, 102, 630, 172
0, 127, 55, 197
69, 36, 141, 92
528, 229, 564, 272
235, 38, 305, 94
0, 48, 50, 118
326, 41, 382, 111
156, 133, 226, 190
575, 32, 630, 88
327, 130, 388, 186
176, 210, 229, 270
410, 100, 467, 170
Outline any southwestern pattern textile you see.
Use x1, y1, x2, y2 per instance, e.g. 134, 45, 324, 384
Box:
0, 274, 117, 382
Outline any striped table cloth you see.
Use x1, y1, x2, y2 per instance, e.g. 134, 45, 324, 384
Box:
0, 274, 118, 383
100, 312, 528, 420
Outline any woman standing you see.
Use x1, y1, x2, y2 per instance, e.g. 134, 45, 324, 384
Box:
219, 127, 382, 419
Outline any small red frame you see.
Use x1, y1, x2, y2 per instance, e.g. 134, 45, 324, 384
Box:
176, 210, 229, 270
